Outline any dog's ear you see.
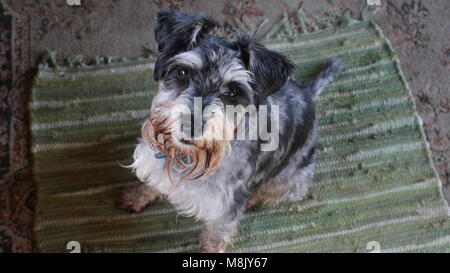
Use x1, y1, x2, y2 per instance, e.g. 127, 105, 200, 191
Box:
235, 35, 295, 100
153, 9, 216, 81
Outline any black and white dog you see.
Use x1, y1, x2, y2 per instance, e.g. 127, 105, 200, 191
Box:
117, 9, 343, 252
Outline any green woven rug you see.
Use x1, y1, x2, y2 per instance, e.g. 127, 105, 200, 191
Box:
32, 10, 450, 253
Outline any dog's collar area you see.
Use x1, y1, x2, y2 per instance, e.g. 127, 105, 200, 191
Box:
155, 152, 195, 175
154, 152, 192, 166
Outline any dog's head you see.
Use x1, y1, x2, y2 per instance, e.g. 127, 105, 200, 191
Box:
143, 9, 294, 179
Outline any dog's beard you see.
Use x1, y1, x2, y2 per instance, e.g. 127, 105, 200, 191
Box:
142, 101, 233, 180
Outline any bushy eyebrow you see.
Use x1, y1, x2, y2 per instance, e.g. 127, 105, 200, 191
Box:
168, 51, 203, 70
226, 81, 247, 90
219, 59, 253, 86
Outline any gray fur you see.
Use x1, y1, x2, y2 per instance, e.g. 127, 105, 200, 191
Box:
117, 9, 343, 253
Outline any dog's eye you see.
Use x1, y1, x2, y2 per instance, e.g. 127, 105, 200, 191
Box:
229, 88, 238, 98
227, 83, 243, 98
176, 67, 190, 79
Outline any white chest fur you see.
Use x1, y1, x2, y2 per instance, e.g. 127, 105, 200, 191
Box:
130, 139, 241, 221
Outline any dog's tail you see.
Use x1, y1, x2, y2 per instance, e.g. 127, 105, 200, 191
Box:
309, 58, 344, 99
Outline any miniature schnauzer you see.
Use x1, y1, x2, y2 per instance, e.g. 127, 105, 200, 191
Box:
116, 9, 343, 253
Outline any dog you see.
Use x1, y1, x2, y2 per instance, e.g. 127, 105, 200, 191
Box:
116, 9, 343, 253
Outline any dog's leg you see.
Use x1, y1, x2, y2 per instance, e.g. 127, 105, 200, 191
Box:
199, 184, 250, 253
200, 217, 240, 253
245, 188, 281, 210
116, 183, 162, 213
246, 162, 315, 209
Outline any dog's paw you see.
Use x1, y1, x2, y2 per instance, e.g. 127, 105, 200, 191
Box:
116, 184, 161, 213
245, 197, 258, 211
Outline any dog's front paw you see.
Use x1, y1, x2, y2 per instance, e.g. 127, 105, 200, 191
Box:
116, 184, 161, 213
200, 238, 228, 253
